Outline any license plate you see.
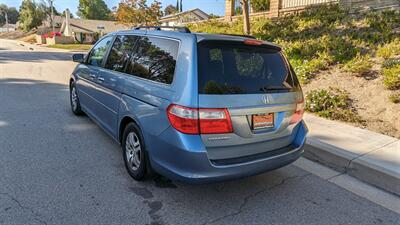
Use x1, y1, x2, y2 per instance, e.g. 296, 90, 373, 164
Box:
252, 113, 274, 130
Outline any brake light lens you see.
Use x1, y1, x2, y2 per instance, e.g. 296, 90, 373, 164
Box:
244, 39, 263, 46
290, 100, 305, 124
199, 108, 233, 134
167, 104, 233, 134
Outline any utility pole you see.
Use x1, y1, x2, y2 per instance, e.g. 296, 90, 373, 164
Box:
50, 0, 55, 33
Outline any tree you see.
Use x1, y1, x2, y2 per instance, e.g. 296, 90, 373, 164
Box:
115, 0, 162, 26
40, 0, 60, 32
241, 0, 250, 34
6, 7, 19, 24
19, 0, 46, 31
164, 4, 177, 16
0, 4, 9, 26
234, 0, 242, 15
209, 13, 220, 19
77, 0, 111, 20
251, 0, 270, 12
0, 5, 19, 26
40, 0, 60, 18
62, 9, 74, 18
175, 0, 182, 13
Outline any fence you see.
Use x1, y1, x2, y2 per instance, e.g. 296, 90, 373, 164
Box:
223, 0, 399, 21
280, 0, 338, 9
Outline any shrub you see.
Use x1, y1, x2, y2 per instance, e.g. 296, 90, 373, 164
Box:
382, 65, 400, 90
320, 35, 359, 63
377, 39, 400, 59
189, 6, 400, 85
187, 19, 242, 35
365, 10, 400, 43
342, 54, 372, 75
280, 38, 325, 61
251, 0, 270, 12
389, 93, 400, 104
305, 88, 361, 122
290, 57, 329, 84
382, 58, 400, 69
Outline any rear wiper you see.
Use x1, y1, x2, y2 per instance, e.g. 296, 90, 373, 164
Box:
260, 85, 290, 92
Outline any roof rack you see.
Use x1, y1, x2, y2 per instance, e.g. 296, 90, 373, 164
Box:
221, 33, 257, 39
134, 26, 191, 33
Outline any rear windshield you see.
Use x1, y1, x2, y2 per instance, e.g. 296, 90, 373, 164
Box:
198, 41, 299, 94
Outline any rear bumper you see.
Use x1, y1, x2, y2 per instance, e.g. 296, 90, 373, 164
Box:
147, 121, 308, 184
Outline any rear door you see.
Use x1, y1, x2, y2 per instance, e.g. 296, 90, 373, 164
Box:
197, 40, 304, 160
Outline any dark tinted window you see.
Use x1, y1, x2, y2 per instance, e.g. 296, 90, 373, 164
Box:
198, 41, 299, 94
126, 37, 178, 84
87, 36, 113, 67
105, 35, 139, 72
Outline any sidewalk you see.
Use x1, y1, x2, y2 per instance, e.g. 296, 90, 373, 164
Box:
16, 40, 88, 53
303, 113, 400, 196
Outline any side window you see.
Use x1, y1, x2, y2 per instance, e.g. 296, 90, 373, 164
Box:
126, 36, 179, 84
87, 36, 113, 67
105, 35, 139, 72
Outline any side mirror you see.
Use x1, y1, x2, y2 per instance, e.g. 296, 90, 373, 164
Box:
72, 53, 85, 63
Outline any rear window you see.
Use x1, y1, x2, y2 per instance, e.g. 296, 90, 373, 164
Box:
198, 41, 299, 94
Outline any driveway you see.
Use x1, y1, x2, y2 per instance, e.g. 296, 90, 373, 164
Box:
0, 39, 399, 225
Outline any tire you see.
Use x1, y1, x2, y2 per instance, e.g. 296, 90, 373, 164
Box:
122, 123, 150, 181
70, 82, 84, 116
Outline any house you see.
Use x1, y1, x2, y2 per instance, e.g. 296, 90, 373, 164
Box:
60, 9, 127, 44
0, 24, 16, 33
160, 8, 211, 26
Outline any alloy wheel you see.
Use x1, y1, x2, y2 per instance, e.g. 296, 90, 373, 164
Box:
125, 132, 141, 171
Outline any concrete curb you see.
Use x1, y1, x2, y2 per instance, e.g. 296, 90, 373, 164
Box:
16, 40, 88, 53
303, 114, 400, 196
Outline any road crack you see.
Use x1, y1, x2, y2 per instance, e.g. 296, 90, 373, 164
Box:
0, 191, 48, 225
202, 173, 311, 225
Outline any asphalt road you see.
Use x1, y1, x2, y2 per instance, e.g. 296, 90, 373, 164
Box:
0, 39, 399, 225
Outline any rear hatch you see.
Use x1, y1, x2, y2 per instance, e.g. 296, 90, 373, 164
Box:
197, 39, 304, 161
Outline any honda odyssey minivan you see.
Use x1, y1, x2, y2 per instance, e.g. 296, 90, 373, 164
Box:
70, 26, 308, 183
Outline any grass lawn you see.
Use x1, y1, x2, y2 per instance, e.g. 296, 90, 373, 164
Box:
47, 44, 93, 51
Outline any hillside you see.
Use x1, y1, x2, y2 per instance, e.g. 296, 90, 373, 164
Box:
188, 5, 400, 138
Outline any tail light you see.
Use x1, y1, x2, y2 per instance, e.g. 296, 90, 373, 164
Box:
199, 108, 233, 134
290, 100, 305, 124
167, 104, 233, 135
167, 105, 199, 134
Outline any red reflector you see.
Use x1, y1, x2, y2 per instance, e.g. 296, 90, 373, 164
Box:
167, 104, 233, 135
244, 39, 263, 46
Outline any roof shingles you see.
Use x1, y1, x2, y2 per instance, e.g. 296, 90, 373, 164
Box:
67, 19, 128, 34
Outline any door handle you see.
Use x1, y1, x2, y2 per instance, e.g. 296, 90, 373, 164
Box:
98, 77, 105, 82
90, 74, 96, 79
